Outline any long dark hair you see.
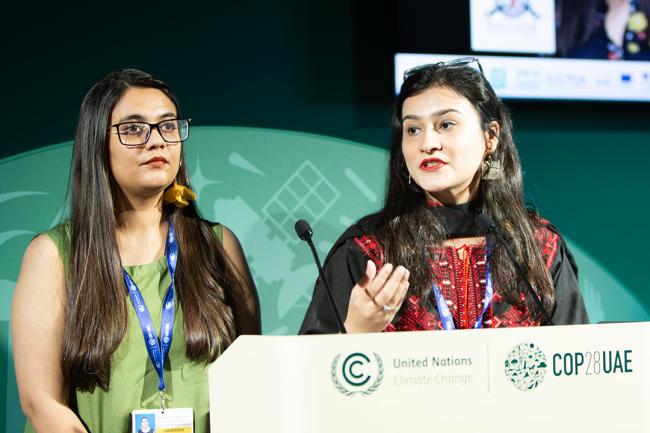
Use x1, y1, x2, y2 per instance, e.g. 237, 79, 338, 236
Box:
62, 69, 239, 392
377, 64, 555, 320
556, 0, 650, 57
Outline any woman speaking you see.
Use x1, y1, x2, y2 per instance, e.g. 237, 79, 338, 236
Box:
300, 58, 589, 334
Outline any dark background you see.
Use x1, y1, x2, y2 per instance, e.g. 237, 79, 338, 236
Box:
2, 2, 394, 158
2, 0, 650, 308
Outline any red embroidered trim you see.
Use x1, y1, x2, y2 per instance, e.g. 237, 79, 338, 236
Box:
353, 235, 385, 269
430, 245, 487, 330
386, 295, 442, 332
379, 221, 562, 332
380, 231, 560, 331
535, 226, 560, 270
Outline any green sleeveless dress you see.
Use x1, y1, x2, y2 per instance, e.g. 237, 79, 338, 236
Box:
25, 222, 222, 433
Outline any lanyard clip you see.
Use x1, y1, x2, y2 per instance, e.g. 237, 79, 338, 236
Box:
159, 390, 167, 413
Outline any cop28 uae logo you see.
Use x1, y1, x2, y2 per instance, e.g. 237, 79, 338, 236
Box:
330, 352, 383, 396
504, 343, 547, 391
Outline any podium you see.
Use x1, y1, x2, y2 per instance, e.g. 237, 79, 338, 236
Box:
209, 322, 650, 432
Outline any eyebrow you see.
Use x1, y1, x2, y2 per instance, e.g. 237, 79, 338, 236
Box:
117, 111, 177, 123
402, 108, 461, 122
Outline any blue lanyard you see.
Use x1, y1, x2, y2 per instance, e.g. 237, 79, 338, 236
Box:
122, 220, 178, 395
432, 245, 493, 330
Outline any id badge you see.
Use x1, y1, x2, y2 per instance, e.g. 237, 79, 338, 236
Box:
131, 408, 194, 433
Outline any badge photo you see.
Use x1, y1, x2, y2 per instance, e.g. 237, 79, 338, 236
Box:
131, 408, 194, 433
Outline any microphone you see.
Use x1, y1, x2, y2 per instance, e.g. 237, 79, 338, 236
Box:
294, 219, 346, 334
295, 219, 313, 242
476, 214, 554, 326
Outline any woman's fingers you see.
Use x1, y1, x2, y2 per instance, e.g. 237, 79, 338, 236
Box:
358, 261, 379, 304
364, 263, 393, 299
346, 262, 411, 333
373, 265, 408, 308
387, 269, 410, 309
356, 261, 411, 311
357, 260, 376, 289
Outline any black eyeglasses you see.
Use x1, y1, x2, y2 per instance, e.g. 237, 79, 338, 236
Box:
403, 57, 483, 81
108, 118, 191, 147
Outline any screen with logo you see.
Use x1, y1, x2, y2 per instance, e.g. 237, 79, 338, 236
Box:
393, 0, 650, 101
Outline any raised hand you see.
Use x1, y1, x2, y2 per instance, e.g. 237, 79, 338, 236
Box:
344, 260, 410, 333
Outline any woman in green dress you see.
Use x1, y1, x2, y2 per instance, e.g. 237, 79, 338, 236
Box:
11, 69, 261, 432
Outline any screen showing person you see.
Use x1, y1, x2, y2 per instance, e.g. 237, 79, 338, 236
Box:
394, 0, 650, 101
556, 0, 650, 60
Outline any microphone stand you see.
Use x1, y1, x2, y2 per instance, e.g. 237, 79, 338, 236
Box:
295, 219, 346, 334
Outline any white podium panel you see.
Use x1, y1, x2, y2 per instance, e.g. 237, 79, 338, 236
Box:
209, 323, 650, 432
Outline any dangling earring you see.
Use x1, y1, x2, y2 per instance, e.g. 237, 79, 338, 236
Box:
481, 156, 502, 180
163, 180, 197, 208
408, 174, 412, 184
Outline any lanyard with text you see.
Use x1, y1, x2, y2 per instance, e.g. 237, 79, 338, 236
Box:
432, 245, 493, 330
122, 220, 177, 409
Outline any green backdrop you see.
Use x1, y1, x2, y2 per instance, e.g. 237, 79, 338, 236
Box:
1, 127, 649, 430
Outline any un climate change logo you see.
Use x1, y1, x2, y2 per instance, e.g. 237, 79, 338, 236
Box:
504, 343, 547, 391
331, 352, 383, 396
